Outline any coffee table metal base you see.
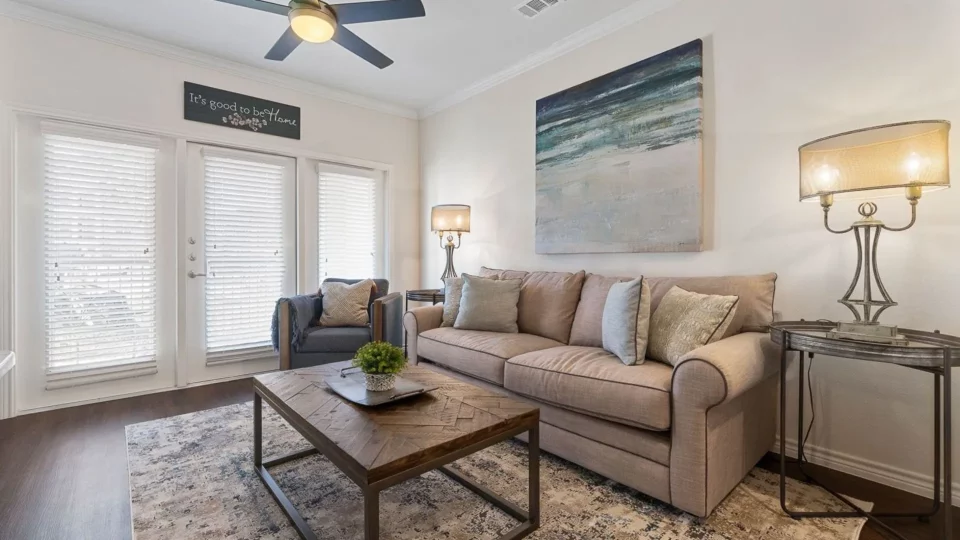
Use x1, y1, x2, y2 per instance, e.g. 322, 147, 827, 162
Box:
253, 391, 541, 540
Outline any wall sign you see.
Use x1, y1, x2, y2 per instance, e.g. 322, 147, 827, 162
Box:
183, 82, 301, 140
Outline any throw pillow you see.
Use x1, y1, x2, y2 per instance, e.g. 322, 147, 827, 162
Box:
318, 279, 375, 327
454, 274, 522, 333
601, 278, 652, 366
648, 286, 739, 366
440, 276, 464, 328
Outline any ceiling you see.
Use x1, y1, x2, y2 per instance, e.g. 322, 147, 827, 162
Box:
7, 0, 656, 114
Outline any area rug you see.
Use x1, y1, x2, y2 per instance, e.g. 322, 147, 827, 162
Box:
127, 403, 870, 540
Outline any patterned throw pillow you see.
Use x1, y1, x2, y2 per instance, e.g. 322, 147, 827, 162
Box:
647, 286, 739, 366
601, 278, 652, 366
318, 279, 376, 327
454, 274, 522, 333
440, 276, 464, 328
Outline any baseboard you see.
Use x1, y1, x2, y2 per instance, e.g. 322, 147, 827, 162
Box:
776, 437, 960, 505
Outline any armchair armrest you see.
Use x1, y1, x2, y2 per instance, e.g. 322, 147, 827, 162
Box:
402, 304, 443, 363
372, 292, 403, 348
274, 294, 319, 370
671, 332, 780, 409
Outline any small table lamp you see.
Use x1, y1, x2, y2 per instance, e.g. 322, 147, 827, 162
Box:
430, 204, 471, 287
799, 120, 951, 344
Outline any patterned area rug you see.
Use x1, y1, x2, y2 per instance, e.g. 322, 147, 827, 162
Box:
127, 403, 869, 540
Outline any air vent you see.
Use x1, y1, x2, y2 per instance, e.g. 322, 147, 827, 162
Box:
516, 0, 564, 18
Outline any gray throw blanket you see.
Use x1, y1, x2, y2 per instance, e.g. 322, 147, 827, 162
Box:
271, 295, 318, 352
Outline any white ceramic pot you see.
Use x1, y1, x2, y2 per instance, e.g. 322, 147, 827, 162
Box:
365, 373, 396, 392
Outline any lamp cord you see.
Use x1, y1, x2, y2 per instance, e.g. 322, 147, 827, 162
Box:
799, 319, 834, 462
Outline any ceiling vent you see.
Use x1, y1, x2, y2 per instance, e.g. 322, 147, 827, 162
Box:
516, 0, 564, 19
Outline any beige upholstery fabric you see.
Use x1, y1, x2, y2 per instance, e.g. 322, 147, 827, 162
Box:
669, 332, 780, 516
480, 267, 586, 343
601, 278, 652, 365
423, 361, 672, 466
418, 328, 562, 385
479, 266, 528, 280
440, 277, 464, 327
518, 422, 671, 504
454, 275, 522, 333
648, 287, 739, 366
504, 346, 673, 430
569, 274, 631, 347
646, 273, 777, 336
517, 270, 586, 343
403, 304, 443, 364
318, 279, 375, 327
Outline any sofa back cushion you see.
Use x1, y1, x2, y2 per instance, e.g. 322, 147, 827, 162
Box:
570, 272, 777, 345
480, 266, 586, 344
569, 274, 631, 347
645, 273, 777, 337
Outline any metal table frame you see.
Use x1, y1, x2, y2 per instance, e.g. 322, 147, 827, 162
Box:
773, 322, 960, 540
253, 388, 541, 540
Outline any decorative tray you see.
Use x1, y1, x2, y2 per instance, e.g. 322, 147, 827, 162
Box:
325, 368, 438, 407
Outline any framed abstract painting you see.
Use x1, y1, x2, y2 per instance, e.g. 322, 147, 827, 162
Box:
535, 39, 704, 254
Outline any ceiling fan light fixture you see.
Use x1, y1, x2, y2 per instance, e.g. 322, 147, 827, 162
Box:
288, 3, 337, 44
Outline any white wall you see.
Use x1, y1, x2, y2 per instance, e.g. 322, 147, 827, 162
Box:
420, 0, 960, 499
0, 14, 421, 323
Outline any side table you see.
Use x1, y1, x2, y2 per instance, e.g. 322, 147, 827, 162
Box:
404, 289, 445, 357
771, 321, 960, 540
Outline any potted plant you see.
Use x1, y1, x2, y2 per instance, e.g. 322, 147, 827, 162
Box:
352, 341, 408, 392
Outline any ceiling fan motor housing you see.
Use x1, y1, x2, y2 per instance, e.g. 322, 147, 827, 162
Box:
288, 1, 338, 43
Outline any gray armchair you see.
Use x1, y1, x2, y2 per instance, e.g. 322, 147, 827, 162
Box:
276, 278, 403, 370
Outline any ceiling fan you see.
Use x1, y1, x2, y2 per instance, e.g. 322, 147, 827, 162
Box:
213, 0, 425, 69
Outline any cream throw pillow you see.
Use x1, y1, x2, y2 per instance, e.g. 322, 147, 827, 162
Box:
318, 279, 375, 327
648, 286, 739, 366
601, 278, 652, 365
440, 276, 464, 327
454, 274, 522, 333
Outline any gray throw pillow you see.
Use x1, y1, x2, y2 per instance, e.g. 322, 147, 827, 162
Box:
648, 286, 739, 366
601, 278, 652, 365
318, 279, 376, 327
454, 274, 522, 333
440, 276, 464, 328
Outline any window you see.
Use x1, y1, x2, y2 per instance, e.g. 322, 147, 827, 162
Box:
317, 169, 383, 281
42, 127, 159, 379
202, 152, 290, 364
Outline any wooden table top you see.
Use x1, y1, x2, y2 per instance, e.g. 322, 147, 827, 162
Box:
253, 362, 539, 484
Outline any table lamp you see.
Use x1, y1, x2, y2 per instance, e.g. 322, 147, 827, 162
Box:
799, 120, 950, 344
430, 204, 471, 287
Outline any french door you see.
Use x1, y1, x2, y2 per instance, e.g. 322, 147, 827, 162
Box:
181, 144, 296, 384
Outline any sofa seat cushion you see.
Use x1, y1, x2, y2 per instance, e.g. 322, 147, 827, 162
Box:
504, 346, 673, 430
418, 328, 563, 385
300, 326, 371, 353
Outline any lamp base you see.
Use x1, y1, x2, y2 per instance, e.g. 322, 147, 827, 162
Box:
827, 321, 909, 345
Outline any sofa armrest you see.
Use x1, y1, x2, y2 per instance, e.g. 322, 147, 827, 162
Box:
671, 332, 779, 410
372, 292, 404, 348
669, 331, 780, 517
402, 304, 443, 363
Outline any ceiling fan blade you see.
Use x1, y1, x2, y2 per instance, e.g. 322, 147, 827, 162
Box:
265, 27, 303, 61
332, 25, 393, 69
212, 0, 288, 16
330, 0, 425, 24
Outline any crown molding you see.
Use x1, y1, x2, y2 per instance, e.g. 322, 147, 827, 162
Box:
0, 0, 419, 120
418, 0, 679, 118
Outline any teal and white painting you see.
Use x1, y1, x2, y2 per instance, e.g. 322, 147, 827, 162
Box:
535, 39, 704, 254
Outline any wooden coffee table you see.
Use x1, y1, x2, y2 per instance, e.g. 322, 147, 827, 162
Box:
252, 362, 541, 540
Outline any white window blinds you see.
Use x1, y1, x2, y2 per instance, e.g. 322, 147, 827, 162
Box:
318, 171, 381, 281
42, 129, 159, 379
203, 154, 286, 364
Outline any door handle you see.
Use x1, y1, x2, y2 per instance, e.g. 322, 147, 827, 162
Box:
187, 271, 207, 279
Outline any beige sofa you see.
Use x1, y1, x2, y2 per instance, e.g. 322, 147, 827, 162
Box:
403, 268, 779, 518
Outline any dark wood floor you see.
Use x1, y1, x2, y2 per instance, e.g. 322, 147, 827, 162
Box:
0, 379, 954, 540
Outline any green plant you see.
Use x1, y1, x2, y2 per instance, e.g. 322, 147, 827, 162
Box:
352, 341, 407, 375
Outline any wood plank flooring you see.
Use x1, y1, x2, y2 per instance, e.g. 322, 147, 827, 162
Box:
0, 379, 953, 539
